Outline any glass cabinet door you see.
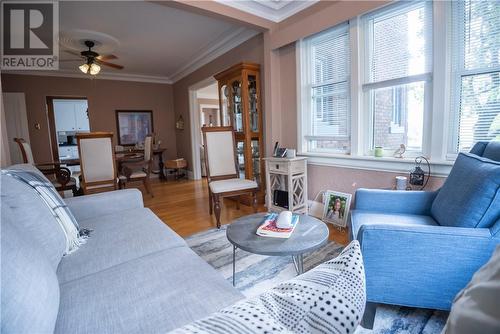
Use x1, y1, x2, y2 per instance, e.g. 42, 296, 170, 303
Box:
231, 80, 243, 132
220, 85, 230, 126
251, 140, 261, 184
236, 141, 245, 179
248, 75, 259, 132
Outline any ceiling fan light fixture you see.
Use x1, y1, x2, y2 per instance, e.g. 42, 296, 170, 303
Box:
79, 63, 90, 74
89, 63, 101, 75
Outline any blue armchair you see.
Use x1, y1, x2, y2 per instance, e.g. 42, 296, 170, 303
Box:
350, 141, 500, 311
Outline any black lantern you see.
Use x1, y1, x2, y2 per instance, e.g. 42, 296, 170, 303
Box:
410, 165, 425, 186
409, 156, 430, 190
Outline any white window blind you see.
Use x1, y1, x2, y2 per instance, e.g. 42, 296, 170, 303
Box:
450, 0, 500, 153
362, 1, 432, 153
304, 23, 351, 153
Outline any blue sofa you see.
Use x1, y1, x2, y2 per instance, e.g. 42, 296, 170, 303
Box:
350, 141, 500, 311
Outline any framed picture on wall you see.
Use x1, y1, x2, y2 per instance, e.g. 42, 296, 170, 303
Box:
322, 190, 352, 228
116, 110, 153, 146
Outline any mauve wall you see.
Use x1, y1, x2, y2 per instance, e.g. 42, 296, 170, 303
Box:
1, 74, 176, 163
308, 165, 445, 202
173, 34, 264, 169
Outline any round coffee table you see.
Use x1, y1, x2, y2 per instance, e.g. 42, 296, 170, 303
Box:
226, 213, 329, 286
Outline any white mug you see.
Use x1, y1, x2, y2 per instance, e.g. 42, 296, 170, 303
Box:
286, 149, 296, 158
396, 176, 407, 190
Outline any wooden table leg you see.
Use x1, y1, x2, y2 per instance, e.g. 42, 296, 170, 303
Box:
158, 153, 166, 181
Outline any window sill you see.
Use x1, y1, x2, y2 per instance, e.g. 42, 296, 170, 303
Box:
298, 152, 454, 177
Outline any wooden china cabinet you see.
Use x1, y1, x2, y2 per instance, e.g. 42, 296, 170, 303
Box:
214, 62, 265, 201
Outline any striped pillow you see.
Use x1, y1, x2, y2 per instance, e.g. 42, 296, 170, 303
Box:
2, 169, 88, 254
171, 241, 366, 334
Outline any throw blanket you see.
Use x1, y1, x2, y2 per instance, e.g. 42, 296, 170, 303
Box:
2, 169, 89, 254
171, 241, 366, 334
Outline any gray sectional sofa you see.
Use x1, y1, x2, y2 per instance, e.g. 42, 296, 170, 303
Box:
2, 164, 367, 334
1, 166, 243, 334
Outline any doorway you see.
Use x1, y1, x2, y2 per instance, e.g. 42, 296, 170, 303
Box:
46, 97, 90, 167
188, 78, 219, 180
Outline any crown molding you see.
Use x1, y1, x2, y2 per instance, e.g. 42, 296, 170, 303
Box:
2, 69, 173, 84
215, 0, 319, 23
169, 27, 259, 83
2, 28, 259, 84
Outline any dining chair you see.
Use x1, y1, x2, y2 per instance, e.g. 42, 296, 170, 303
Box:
14, 138, 78, 196
118, 134, 154, 197
76, 132, 118, 194
202, 126, 258, 228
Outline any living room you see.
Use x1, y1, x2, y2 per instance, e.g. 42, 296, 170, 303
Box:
1, 1, 499, 334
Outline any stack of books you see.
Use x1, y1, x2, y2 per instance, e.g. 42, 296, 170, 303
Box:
256, 213, 300, 239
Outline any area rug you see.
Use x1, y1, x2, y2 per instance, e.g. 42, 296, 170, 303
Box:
185, 225, 448, 333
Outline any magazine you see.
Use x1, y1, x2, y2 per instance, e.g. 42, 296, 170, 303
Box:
256, 212, 300, 239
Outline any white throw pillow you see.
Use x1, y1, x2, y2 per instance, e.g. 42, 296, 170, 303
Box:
171, 240, 366, 334
442, 246, 500, 334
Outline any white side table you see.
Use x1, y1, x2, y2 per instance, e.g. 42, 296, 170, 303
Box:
264, 157, 308, 214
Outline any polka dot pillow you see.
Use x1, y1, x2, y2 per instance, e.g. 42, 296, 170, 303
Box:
170, 240, 366, 334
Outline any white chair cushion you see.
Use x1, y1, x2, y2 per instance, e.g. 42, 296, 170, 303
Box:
79, 137, 115, 182
209, 178, 257, 194
118, 171, 147, 180
205, 131, 237, 177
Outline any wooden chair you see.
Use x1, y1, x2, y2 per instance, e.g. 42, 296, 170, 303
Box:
14, 138, 78, 196
202, 126, 258, 228
76, 132, 118, 194
118, 135, 154, 196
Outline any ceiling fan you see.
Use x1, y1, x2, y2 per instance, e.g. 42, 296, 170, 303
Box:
64, 40, 123, 76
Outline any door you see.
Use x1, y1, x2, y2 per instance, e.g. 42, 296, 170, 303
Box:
74, 101, 89, 131
3, 93, 30, 164
47, 97, 89, 161
54, 101, 77, 131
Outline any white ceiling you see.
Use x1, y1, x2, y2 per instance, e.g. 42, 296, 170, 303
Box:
215, 0, 319, 22
55, 1, 258, 83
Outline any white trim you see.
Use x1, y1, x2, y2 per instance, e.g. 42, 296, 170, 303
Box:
169, 28, 259, 83
215, 0, 319, 23
302, 153, 453, 177
196, 93, 219, 100
349, 17, 362, 156
2, 69, 173, 84
430, 0, 452, 160
361, 73, 432, 92
189, 76, 218, 180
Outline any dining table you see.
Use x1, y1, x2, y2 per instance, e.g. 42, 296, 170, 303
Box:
60, 148, 167, 180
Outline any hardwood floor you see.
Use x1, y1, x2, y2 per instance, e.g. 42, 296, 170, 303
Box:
140, 178, 349, 245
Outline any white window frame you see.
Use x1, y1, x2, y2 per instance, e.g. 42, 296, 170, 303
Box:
361, 0, 433, 157
447, 0, 500, 159
297, 0, 455, 176
298, 22, 351, 155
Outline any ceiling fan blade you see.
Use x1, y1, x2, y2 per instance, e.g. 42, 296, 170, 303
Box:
96, 54, 118, 61
63, 50, 82, 57
96, 60, 124, 70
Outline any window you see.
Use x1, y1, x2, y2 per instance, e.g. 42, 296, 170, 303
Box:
297, 0, 499, 174
362, 1, 433, 154
450, 0, 500, 153
301, 23, 350, 153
